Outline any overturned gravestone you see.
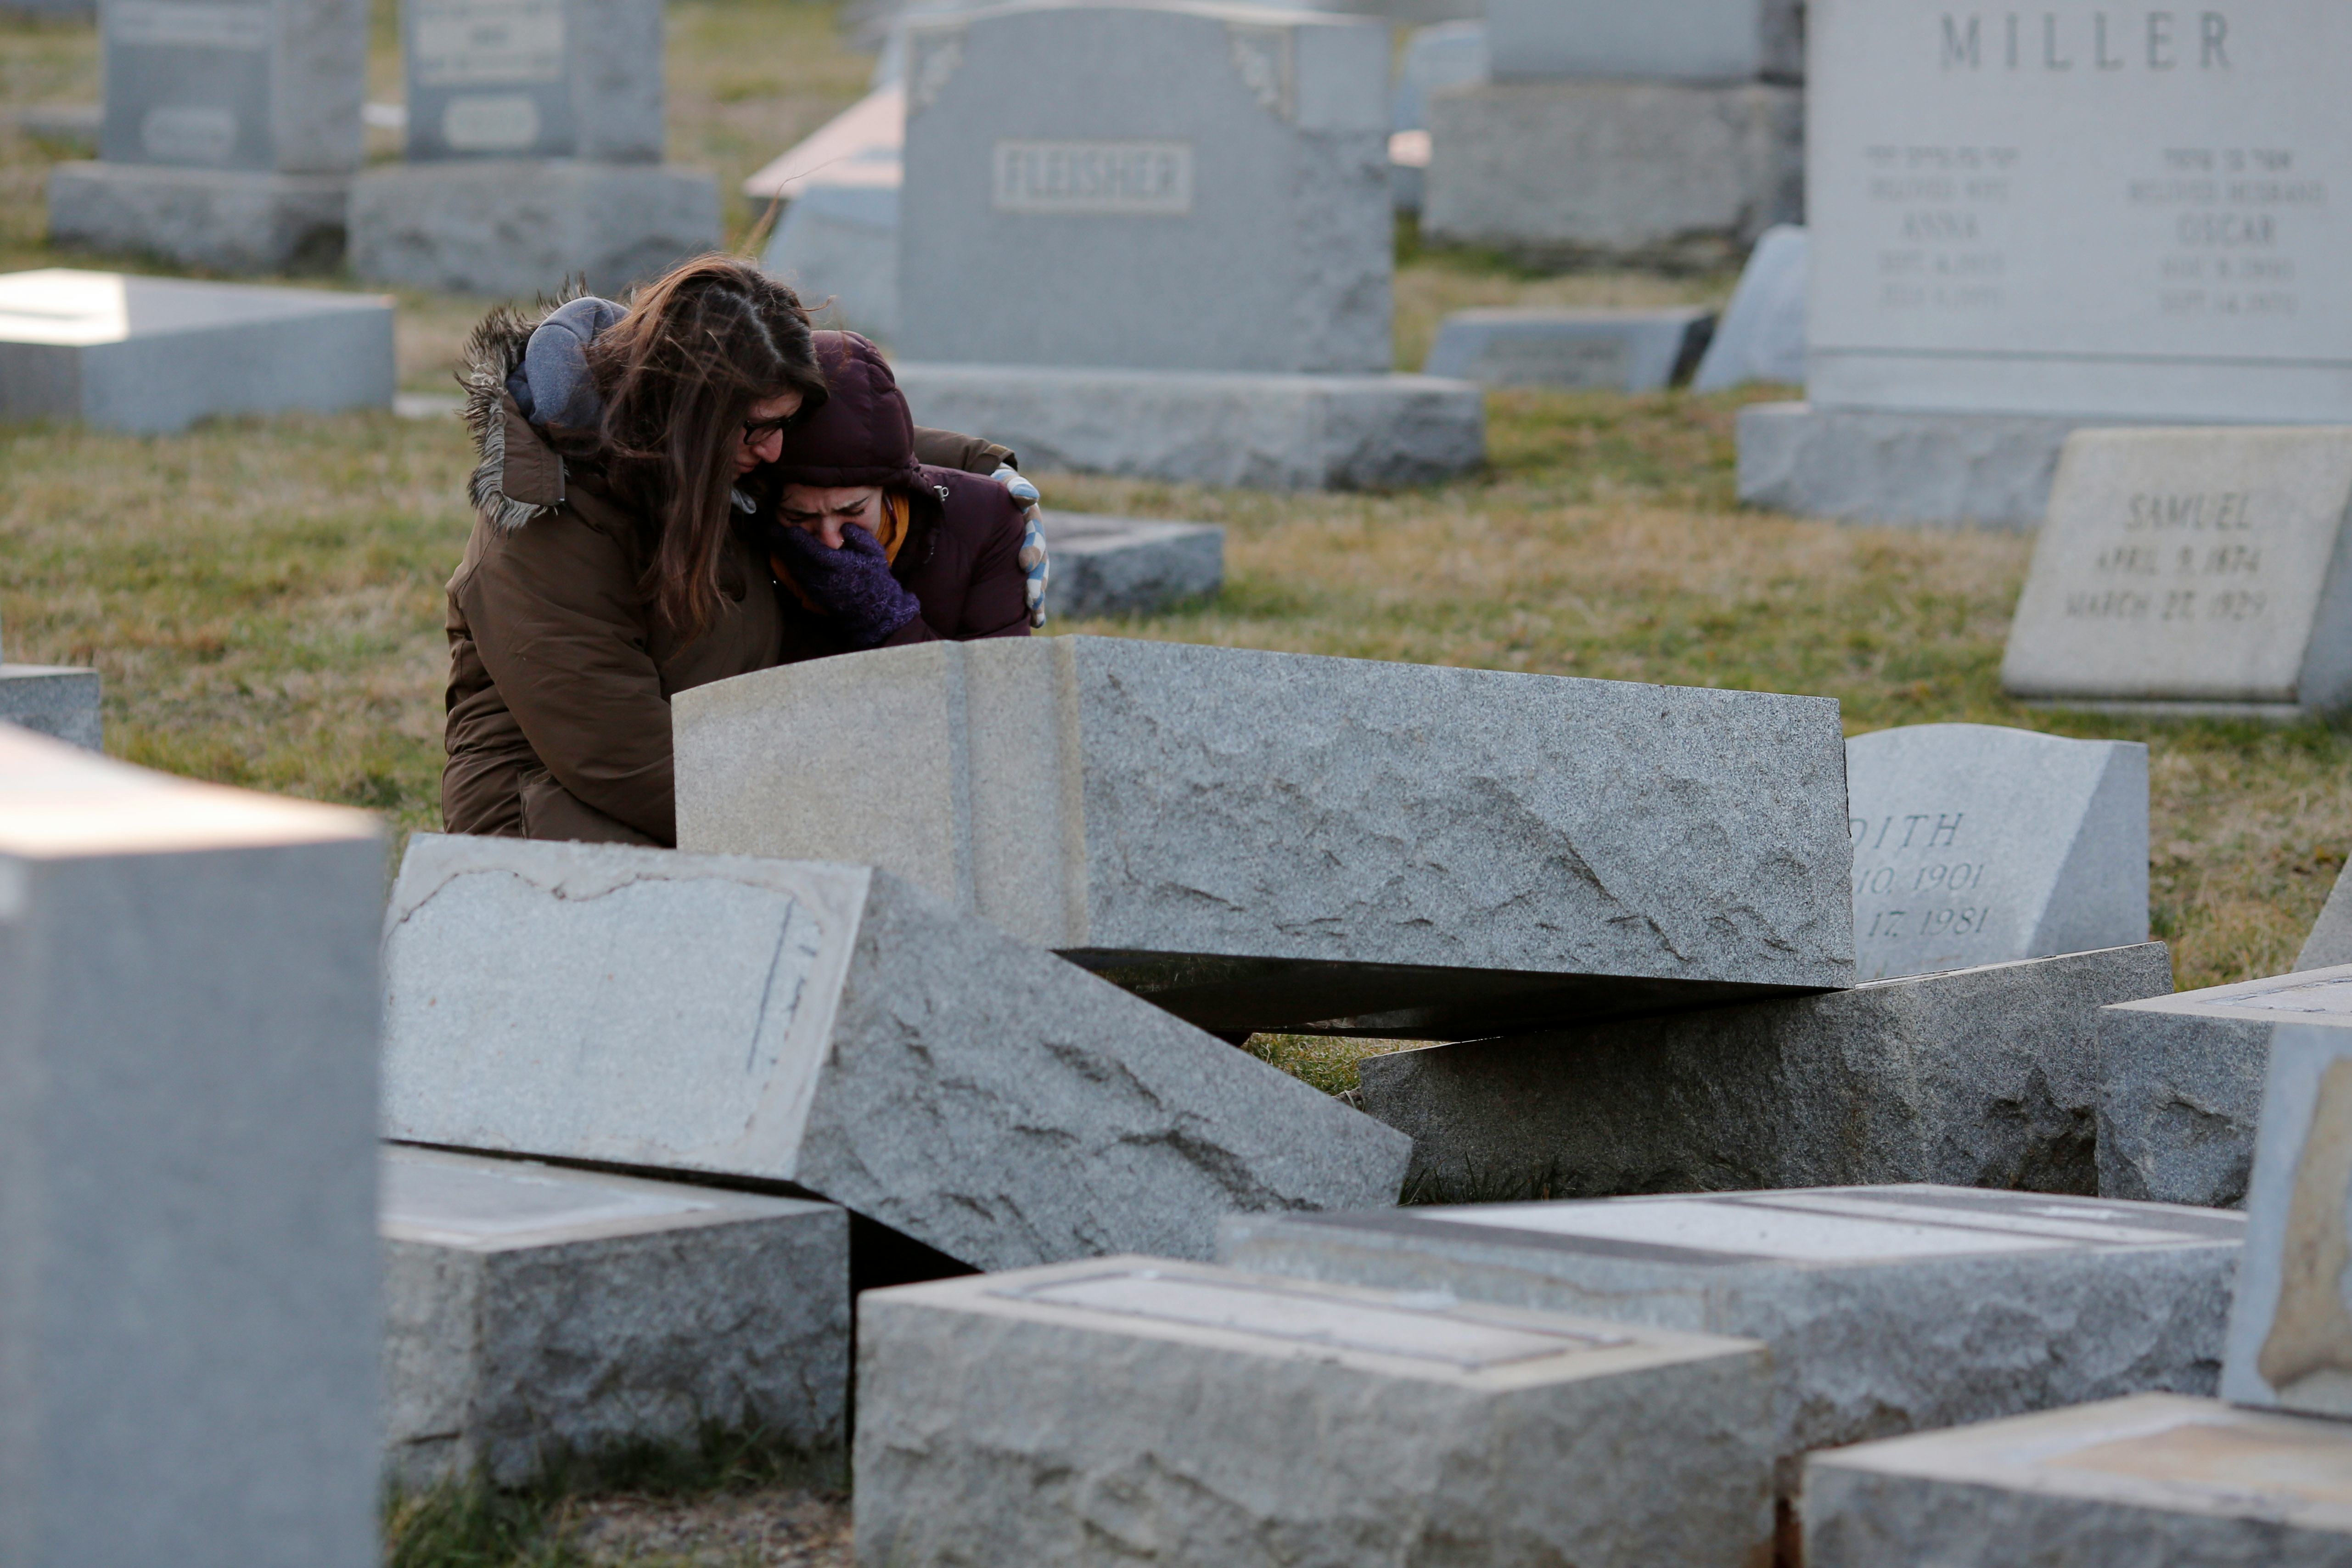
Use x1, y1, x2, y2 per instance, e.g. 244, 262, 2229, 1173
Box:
1, 726, 383, 1568
1694, 223, 1807, 392
1846, 724, 2148, 982
1361, 944, 2173, 1199
0, 612, 102, 751
380, 834, 1408, 1273
673, 636, 1854, 1039
1421, 307, 1713, 391
2096, 964, 2352, 1209
2223, 1021, 2352, 1418
1803, 1394, 2352, 1566
2298, 865, 2352, 971
1223, 1185, 2243, 1503
2002, 427, 2352, 718
1044, 511, 1223, 619
0, 269, 393, 433
856, 1256, 1775, 1568
382, 1146, 849, 1487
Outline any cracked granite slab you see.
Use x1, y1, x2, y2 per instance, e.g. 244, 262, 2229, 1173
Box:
674, 636, 1854, 1038
380, 835, 1410, 1273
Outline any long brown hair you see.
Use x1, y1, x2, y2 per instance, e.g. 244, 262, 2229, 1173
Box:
585, 256, 827, 637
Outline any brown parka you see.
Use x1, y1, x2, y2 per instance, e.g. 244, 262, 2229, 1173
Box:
440, 303, 1015, 847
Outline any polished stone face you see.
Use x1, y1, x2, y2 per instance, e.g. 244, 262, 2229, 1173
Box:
896, 1, 1394, 375
1808, 0, 2352, 422
2002, 428, 2352, 713
1845, 722, 2147, 981
2224, 1023, 2352, 1419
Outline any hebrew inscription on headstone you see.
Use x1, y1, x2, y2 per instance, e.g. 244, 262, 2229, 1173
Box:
100, 0, 365, 174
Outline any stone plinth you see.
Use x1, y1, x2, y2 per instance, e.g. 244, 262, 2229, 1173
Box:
855, 1256, 1775, 1568
349, 159, 720, 298
1486, 0, 1802, 83
1804, 1395, 2352, 1568
380, 834, 1408, 1274
0, 667, 102, 750
382, 1146, 848, 1487
1043, 511, 1222, 620
2098, 965, 2352, 1210
0, 726, 382, 1568
1361, 945, 2172, 1199
1846, 724, 2148, 982
1422, 307, 1713, 391
897, 2, 1393, 376
2002, 428, 2352, 717
47, 164, 355, 274
1423, 78, 1802, 270
1735, 402, 2094, 528
673, 637, 1855, 1039
0, 269, 393, 433
2223, 1022, 2352, 1417
1692, 223, 1806, 391
893, 361, 1484, 489
1222, 1186, 2244, 1501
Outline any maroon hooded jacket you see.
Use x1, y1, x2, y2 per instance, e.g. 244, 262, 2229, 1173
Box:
762, 331, 1033, 662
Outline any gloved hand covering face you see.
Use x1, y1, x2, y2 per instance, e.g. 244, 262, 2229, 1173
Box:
769, 522, 922, 649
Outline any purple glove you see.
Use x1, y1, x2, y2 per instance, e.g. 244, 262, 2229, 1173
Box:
772, 522, 922, 648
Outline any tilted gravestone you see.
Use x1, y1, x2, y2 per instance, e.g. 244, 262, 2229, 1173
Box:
673, 636, 1856, 1039
1421, 307, 1715, 392
382, 1146, 848, 1486
1743, 0, 2352, 527
856, 1257, 1775, 1568
2002, 428, 2352, 717
1846, 723, 2148, 982
2299, 864, 2352, 970
48, 0, 366, 272
1802, 1393, 2352, 1566
1359, 945, 2173, 1201
349, 0, 719, 294
1694, 222, 1808, 391
0, 613, 101, 751
2099, 963, 2352, 1210
2223, 1021, 2352, 1419
379, 834, 1409, 1273
1222, 1185, 2244, 1504
0, 268, 393, 434
0, 725, 382, 1568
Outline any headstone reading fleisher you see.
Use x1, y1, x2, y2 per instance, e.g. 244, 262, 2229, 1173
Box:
47, 0, 367, 273
1742, 0, 2352, 527
2001, 427, 2352, 717
348, 0, 721, 296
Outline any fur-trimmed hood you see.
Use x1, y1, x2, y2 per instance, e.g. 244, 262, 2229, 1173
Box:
460, 294, 581, 535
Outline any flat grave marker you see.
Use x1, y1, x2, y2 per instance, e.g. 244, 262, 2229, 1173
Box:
1421, 306, 1713, 391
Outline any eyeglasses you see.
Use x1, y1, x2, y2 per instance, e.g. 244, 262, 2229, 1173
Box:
741, 412, 798, 444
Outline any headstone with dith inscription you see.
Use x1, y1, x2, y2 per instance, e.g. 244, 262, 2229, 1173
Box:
2000, 428, 2352, 716
47, 0, 367, 272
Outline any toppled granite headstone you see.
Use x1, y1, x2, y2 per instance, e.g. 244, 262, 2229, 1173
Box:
1222, 1185, 2244, 1501
380, 834, 1409, 1273
1846, 723, 2148, 981
1422, 307, 1713, 391
0, 662, 101, 750
674, 636, 1855, 1039
1361, 945, 2173, 1199
2296, 864, 2352, 971
1692, 224, 1807, 391
1044, 512, 1223, 619
856, 1256, 1775, 1568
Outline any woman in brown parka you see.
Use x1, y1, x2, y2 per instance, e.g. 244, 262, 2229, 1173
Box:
441, 255, 1024, 847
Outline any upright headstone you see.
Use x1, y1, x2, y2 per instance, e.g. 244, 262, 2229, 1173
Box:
856, 1257, 1776, 1568
1422, 0, 1802, 270
673, 636, 1856, 1039
349, 0, 720, 296
1692, 223, 1808, 391
1387, 18, 1487, 212
0, 269, 394, 433
0, 725, 382, 1568
380, 834, 1410, 1273
2097, 962, 2352, 1209
1742, 0, 2352, 526
886, 0, 1483, 489
47, 0, 367, 272
1223, 1185, 2244, 1503
1846, 723, 2148, 982
2001, 428, 2352, 716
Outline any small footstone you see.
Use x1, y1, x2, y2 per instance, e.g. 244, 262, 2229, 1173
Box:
1845, 723, 2147, 982
855, 1256, 1775, 1568
2223, 1021, 2352, 1418
1221, 1185, 2244, 1503
382, 1146, 848, 1488
1362, 944, 2173, 1199
1042, 511, 1223, 619
673, 636, 1854, 1039
2097, 964, 2352, 1209
380, 834, 1408, 1274
1803, 1394, 2352, 1568
1422, 307, 1714, 391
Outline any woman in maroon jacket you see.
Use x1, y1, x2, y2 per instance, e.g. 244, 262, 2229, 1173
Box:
761, 330, 1038, 656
